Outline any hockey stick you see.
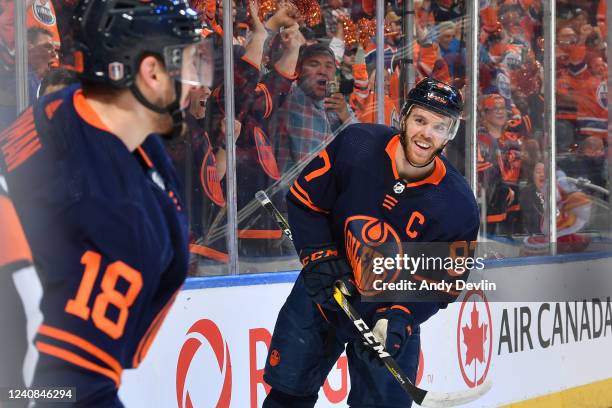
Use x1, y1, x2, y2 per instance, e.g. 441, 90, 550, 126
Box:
255, 190, 492, 407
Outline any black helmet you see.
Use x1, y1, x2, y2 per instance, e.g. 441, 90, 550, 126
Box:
72, 0, 202, 88
397, 78, 463, 168
401, 77, 463, 120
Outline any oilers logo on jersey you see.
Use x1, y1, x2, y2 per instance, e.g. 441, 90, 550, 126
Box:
344, 215, 404, 296
596, 81, 607, 109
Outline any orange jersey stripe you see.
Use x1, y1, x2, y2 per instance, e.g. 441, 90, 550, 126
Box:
38, 325, 122, 377
240, 55, 260, 70
136, 147, 154, 169
316, 304, 330, 323
289, 184, 329, 214
133, 291, 178, 367
3, 120, 35, 146
254, 83, 273, 119
507, 204, 520, 212
73, 89, 112, 133
304, 150, 331, 182
273, 63, 299, 81
487, 213, 507, 222
237, 229, 283, 239
385, 195, 398, 203
189, 243, 229, 263
390, 305, 411, 314
2, 128, 38, 158
1, 109, 34, 140
4, 136, 41, 172
260, 84, 273, 119
385, 135, 401, 179
406, 157, 446, 187
44, 100, 64, 120
36, 341, 121, 387
1, 109, 39, 172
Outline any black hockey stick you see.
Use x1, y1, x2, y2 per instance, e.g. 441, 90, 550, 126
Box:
255, 190, 492, 407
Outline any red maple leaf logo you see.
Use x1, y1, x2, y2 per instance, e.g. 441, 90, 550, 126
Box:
462, 303, 488, 366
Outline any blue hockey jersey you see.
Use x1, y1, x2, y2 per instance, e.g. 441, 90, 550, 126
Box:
287, 123, 480, 326
0, 84, 189, 405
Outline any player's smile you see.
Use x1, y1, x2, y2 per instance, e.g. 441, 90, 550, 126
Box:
414, 139, 432, 151
408, 135, 438, 164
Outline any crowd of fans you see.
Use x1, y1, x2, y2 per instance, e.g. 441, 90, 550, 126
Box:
476, 0, 607, 253
0, 0, 609, 270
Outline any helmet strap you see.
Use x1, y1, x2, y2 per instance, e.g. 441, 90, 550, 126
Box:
129, 80, 185, 138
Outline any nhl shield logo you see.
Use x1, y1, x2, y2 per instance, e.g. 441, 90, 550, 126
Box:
393, 182, 405, 194
150, 170, 166, 191
109, 62, 124, 81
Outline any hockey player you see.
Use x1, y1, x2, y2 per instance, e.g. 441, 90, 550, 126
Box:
0, 0, 211, 406
263, 78, 479, 407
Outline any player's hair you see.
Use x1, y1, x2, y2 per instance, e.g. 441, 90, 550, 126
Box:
39, 68, 79, 96
80, 79, 125, 99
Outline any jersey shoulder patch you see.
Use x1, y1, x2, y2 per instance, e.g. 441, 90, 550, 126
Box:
0, 107, 40, 173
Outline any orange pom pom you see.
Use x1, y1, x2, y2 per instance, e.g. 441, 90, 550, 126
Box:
357, 18, 376, 48
340, 16, 357, 47
291, 0, 321, 26
259, 0, 278, 20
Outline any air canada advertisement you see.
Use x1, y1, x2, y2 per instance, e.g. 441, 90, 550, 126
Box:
120, 279, 612, 407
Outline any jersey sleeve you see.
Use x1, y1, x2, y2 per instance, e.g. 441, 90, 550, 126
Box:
0, 92, 183, 403
254, 64, 297, 123
216, 55, 262, 120
23, 198, 183, 408
286, 130, 347, 254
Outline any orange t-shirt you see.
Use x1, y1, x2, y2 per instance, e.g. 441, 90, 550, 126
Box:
27, 0, 61, 45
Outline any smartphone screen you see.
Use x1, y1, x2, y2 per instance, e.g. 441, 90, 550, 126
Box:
326, 80, 338, 97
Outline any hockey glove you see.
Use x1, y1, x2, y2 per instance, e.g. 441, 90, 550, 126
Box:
355, 306, 413, 363
300, 244, 354, 310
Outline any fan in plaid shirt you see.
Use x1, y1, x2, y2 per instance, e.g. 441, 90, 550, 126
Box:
271, 43, 357, 176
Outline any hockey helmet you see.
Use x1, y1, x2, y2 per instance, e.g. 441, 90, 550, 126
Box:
72, 0, 210, 89
400, 77, 463, 140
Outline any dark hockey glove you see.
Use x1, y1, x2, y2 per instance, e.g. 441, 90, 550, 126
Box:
354, 306, 413, 363
300, 244, 354, 310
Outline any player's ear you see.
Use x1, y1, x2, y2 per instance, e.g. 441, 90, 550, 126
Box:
137, 55, 166, 92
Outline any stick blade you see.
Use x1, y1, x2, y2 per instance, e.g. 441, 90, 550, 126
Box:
419, 381, 492, 408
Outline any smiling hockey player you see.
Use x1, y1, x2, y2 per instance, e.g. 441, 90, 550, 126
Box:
263, 77, 480, 407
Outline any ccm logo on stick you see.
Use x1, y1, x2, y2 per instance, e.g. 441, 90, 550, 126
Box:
354, 319, 390, 358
